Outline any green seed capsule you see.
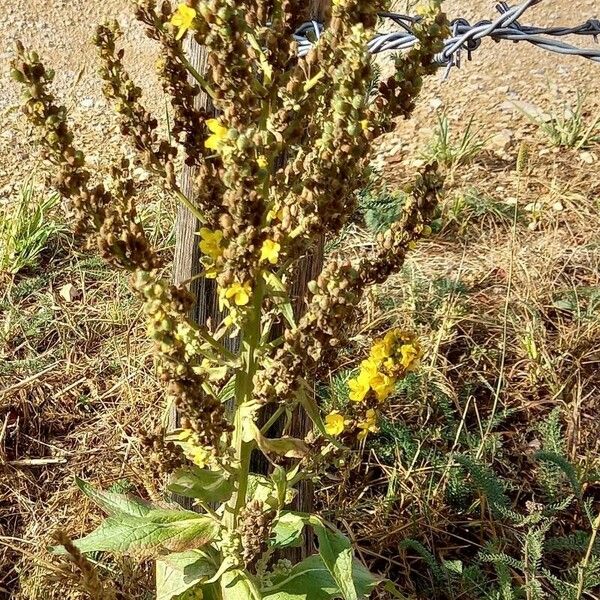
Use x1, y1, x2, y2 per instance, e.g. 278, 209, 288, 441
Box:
10, 68, 25, 83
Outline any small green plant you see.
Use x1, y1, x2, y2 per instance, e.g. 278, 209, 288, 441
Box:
0, 182, 62, 275
440, 187, 518, 235
527, 92, 600, 149
358, 177, 408, 233
423, 113, 487, 169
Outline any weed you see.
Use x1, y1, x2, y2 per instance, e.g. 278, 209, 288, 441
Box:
358, 178, 408, 233
0, 182, 63, 275
527, 92, 600, 149
440, 187, 519, 235
423, 113, 487, 169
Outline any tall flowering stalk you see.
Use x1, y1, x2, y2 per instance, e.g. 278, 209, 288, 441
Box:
12, 0, 447, 598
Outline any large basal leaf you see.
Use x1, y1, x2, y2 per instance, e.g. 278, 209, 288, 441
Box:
263, 554, 380, 600
75, 477, 152, 518
58, 509, 220, 558
168, 466, 234, 504
271, 512, 307, 549
156, 550, 217, 600
220, 569, 262, 600
311, 519, 364, 600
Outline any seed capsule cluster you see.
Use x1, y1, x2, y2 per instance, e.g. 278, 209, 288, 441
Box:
133, 270, 232, 449
238, 499, 274, 571
11, 44, 160, 272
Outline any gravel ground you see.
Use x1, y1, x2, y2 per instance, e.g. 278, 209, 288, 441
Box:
0, 0, 599, 194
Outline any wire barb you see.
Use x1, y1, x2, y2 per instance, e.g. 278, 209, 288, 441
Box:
294, 0, 600, 72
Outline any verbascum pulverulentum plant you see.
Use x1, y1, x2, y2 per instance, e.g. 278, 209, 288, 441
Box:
12, 1, 447, 598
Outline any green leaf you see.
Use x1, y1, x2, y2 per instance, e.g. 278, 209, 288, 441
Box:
271, 512, 307, 549
247, 475, 296, 509
311, 519, 359, 600
250, 422, 309, 459
156, 550, 217, 600
271, 467, 289, 510
168, 466, 234, 504
220, 569, 262, 600
264, 271, 296, 328
263, 554, 380, 600
218, 375, 236, 403
58, 509, 220, 558
298, 389, 328, 436
75, 477, 151, 518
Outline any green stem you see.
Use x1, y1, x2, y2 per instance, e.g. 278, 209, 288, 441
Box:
195, 325, 238, 363
576, 512, 600, 599
226, 276, 266, 529
260, 405, 286, 435
174, 188, 206, 224
178, 51, 217, 100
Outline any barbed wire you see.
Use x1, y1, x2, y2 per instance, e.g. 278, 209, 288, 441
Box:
294, 0, 600, 76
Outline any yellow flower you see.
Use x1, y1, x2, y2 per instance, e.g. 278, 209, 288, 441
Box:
357, 409, 378, 441
257, 155, 268, 169
370, 338, 393, 362
170, 4, 197, 40
267, 206, 284, 223
348, 372, 370, 402
188, 445, 209, 467
225, 281, 252, 306
360, 357, 380, 376
324, 411, 345, 436
198, 227, 224, 260
260, 239, 280, 265
400, 343, 420, 370
205, 118, 228, 151
173, 428, 193, 442
370, 372, 395, 402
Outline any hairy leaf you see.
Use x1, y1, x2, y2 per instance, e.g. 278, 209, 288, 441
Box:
220, 569, 262, 600
168, 466, 233, 503
75, 477, 152, 518
271, 512, 307, 549
263, 554, 380, 600
57, 509, 219, 558
311, 518, 360, 600
156, 550, 217, 600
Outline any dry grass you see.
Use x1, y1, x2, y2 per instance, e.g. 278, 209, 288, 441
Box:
0, 189, 175, 598
317, 134, 600, 597
1, 113, 599, 599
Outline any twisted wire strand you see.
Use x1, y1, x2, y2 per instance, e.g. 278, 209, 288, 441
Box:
294, 0, 600, 72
